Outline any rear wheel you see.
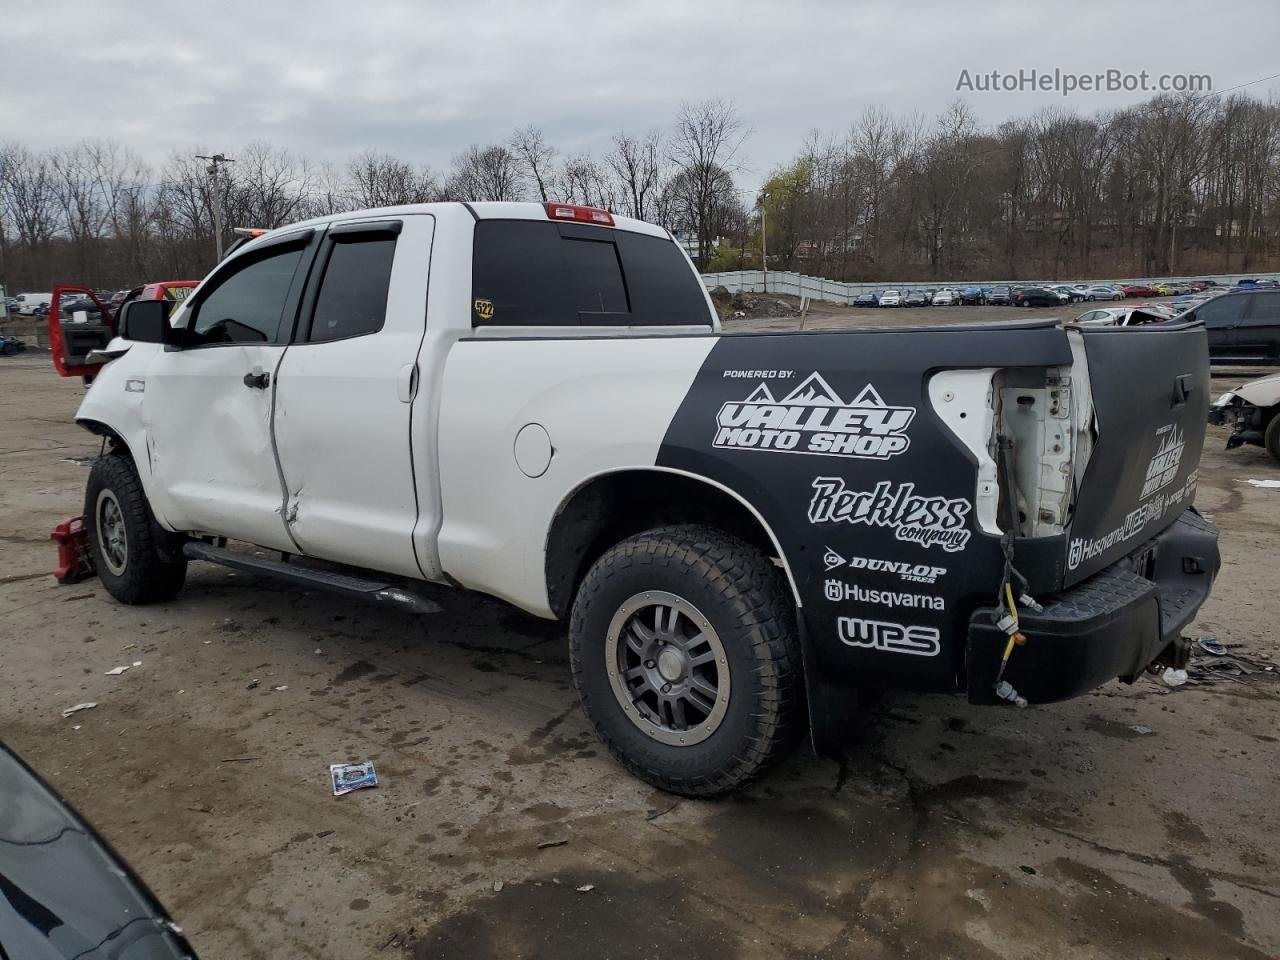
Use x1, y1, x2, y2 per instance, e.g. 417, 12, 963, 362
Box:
1265, 410, 1280, 465
569, 525, 802, 797
85, 454, 187, 604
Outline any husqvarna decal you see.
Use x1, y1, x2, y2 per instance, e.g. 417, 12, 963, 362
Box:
714, 371, 914, 460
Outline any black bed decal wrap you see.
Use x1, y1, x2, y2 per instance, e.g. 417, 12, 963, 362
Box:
656, 326, 1072, 691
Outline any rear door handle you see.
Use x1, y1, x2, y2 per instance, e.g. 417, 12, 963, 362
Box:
1172, 373, 1192, 407
243, 366, 270, 389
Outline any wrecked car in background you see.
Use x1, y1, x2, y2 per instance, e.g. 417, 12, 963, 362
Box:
1210, 371, 1280, 463
58, 201, 1220, 797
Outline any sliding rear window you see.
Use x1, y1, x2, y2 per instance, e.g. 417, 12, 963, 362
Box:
471, 220, 710, 328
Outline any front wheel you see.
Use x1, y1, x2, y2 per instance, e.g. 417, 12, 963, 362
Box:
85, 454, 187, 604
569, 525, 802, 797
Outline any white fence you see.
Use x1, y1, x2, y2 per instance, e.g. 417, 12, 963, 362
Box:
701, 269, 1280, 307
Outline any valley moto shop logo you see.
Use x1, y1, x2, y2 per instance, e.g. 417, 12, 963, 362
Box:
714, 372, 914, 460
809, 477, 972, 552
1140, 423, 1185, 499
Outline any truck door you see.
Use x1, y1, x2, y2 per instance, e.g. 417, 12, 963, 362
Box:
1233, 293, 1280, 362
1193, 293, 1247, 361
142, 230, 315, 551
270, 216, 434, 579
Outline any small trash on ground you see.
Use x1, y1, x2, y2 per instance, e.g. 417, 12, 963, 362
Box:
576, 884, 595, 893
493, 880, 504, 892
220, 756, 261, 763
1130, 724, 1154, 735
1197, 636, 1226, 656
105, 665, 131, 676
1159, 667, 1188, 688
1238, 478, 1280, 489
273, 685, 288, 691
330, 761, 378, 796
246, 679, 259, 690
62, 702, 97, 718
536, 838, 570, 850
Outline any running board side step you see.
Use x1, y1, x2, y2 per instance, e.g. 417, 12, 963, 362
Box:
182, 542, 442, 615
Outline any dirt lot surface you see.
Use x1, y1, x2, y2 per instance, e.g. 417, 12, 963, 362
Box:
3, 313, 1279, 959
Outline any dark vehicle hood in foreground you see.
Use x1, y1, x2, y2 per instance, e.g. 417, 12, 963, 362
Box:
0, 744, 195, 959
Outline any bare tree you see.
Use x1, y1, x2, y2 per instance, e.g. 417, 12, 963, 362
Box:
444, 144, 524, 201
605, 130, 663, 221
668, 99, 748, 264
509, 125, 556, 202
346, 150, 438, 208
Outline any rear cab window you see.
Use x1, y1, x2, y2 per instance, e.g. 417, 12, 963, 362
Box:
471, 220, 711, 329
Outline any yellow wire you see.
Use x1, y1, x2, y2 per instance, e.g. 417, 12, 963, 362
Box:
1004, 581, 1019, 627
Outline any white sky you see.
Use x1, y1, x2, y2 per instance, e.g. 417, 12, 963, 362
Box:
4, 0, 1277, 192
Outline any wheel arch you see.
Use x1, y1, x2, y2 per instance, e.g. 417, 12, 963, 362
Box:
543, 466, 801, 620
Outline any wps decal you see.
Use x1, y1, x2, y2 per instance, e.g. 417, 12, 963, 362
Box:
1140, 423, 1185, 499
837, 618, 940, 656
714, 372, 914, 460
824, 579, 944, 610
809, 478, 972, 553
823, 547, 946, 584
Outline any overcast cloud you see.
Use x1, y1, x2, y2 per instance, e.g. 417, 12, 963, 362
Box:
3, 0, 1277, 191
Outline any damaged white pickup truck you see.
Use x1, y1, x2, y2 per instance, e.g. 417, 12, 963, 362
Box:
72, 201, 1220, 795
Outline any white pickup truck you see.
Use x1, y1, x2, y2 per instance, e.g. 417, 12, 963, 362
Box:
70, 201, 1220, 796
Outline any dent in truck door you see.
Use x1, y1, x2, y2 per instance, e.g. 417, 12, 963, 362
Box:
271, 216, 435, 579
141, 235, 312, 551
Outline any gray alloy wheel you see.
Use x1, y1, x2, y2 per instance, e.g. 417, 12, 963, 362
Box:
95, 488, 129, 576
604, 590, 730, 747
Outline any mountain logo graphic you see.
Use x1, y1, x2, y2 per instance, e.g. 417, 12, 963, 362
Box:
1140, 424, 1185, 499
713, 371, 915, 460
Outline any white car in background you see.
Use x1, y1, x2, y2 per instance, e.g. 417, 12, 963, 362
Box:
1072, 305, 1176, 327
878, 289, 902, 307
932, 288, 957, 306
1083, 284, 1124, 302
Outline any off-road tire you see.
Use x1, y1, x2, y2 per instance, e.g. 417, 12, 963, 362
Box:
1265, 410, 1280, 465
85, 453, 187, 604
569, 524, 802, 797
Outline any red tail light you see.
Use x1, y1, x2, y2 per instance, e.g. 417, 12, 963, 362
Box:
544, 202, 614, 226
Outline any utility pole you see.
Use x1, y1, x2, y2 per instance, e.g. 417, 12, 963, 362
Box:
196, 153, 234, 261
759, 190, 769, 294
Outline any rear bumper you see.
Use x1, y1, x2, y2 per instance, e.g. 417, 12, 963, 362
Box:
965, 509, 1220, 704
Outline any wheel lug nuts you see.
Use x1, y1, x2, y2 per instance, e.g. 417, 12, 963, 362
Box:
661, 682, 672, 693
644, 659, 656, 669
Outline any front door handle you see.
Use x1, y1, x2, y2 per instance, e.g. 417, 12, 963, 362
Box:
396, 363, 417, 403
243, 366, 270, 390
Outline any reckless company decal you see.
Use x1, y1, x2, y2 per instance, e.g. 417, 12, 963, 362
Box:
714, 372, 915, 460
823, 546, 946, 584
837, 618, 941, 657
809, 478, 972, 553
1067, 469, 1198, 570
824, 579, 945, 611
473, 298, 494, 321
1139, 423, 1185, 499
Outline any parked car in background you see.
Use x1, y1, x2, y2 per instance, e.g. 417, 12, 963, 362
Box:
1073, 305, 1176, 327
0, 335, 27, 356
959, 285, 987, 305
904, 289, 930, 307
1014, 286, 1064, 308
60, 296, 107, 320
854, 290, 880, 307
987, 285, 1012, 305
1121, 283, 1160, 298
1210, 371, 1280, 463
878, 288, 902, 307
1052, 285, 1085, 303
932, 288, 957, 306
1084, 285, 1124, 301
13, 292, 52, 315
1180, 288, 1280, 365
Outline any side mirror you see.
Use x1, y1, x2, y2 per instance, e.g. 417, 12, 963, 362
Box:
119, 300, 178, 345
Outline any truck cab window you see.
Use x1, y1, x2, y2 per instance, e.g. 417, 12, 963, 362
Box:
1196, 294, 1247, 328
308, 236, 397, 343
189, 245, 304, 346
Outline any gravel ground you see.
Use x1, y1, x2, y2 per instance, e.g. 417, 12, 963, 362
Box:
1, 326, 1278, 959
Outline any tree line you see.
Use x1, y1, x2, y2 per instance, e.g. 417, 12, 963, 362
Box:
1, 91, 1277, 293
